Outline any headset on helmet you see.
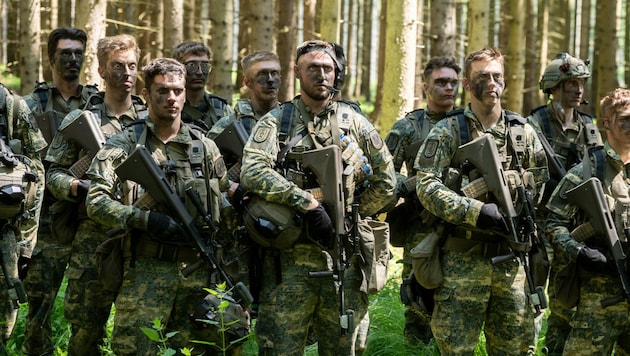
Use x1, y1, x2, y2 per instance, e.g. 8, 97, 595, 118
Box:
540, 53, 591, 94
329, 42, 347, 90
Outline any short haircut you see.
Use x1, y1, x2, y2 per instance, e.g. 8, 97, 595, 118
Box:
96, 34, 140, 68
241, 51, 280, 71
295, 40, 337, 65
172, 41, 212, 63
600, 88, 630, 123
142, 57, 186, 90
47, 27, 87, 60
463, 47, 504, 79
423, 57, 461, 81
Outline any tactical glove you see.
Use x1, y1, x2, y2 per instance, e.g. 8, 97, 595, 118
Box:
76, 179, 91, 201
304, 204, 335, 243
17, 255, 30, 280
577, 246, 616, 275
476, 203, 509, 234
147, 211, 186, 241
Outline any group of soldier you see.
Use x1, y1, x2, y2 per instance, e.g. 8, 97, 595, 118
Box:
0, 24, 629, 356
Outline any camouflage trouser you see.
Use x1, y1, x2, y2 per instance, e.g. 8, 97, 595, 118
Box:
111, 255, 215, 356
22, 214, 72, 355
63, 220, 116, 356
563, 274, 630, 355
0, 224, 19, 342
255, 244, 369, 356
401, 230, 433, 344
431, 250, 534, 355
543, 267, 574, 355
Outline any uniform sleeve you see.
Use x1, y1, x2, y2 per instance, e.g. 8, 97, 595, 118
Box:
207, 113, 235, 139
414, 120, 483, 227
85, 136, 143, 230
355, 115, 396, 217
545, 164, 584, 261
240, 110, 316, 214
45, 110, 85, 201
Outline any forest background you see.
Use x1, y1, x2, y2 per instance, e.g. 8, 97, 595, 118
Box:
0, 0, 628, 134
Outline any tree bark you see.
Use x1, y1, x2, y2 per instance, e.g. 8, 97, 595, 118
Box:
76, 0, 107, 88
163, 0, 184, 57
19, 0, 41, 94
277, 0, 296, 102
209, 0, 234, 102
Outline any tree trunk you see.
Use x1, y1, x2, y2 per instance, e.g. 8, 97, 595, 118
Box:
303, 0, 317, 40
277, 0, 296, 102
467, 0, 490, 56
341, 0, 356, 98
183, 0, 196, 41
237, 0, 251, 91
360, 0, 373, 102
249, 0, 275, 53
318, 0, 341, 42
504, 0, 524, 114
594, 0, 619, 118
209, 0, 234, 102
579, 0, 594, 110
76, 0, 107, 88
163, 0, 184, 57
413, 0, 424, 108
522, 0, 542, 114
430, 0, 456, 59
19, 0, 41, 94
380, 0, 416, 133
371, 1, 386, 124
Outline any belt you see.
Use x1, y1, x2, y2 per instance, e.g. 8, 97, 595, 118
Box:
442, 236, 511, 258
134, 238, 199, 263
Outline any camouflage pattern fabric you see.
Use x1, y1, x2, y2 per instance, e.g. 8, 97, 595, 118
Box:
43, 95, 146, 355
240, 98, 396, 354
86, 120, 227, 355
0, 86, 47, 348
207, 98, 262, 139
21, 84, 96, 355
415, 106, 547, 354
546, 142, 630, 355
527, 102, 601, 355
384, 108, 447, 344
182, 93, 235, 132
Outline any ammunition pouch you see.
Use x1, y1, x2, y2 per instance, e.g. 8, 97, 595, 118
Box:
242, 194, 303, 250
190, 291, 250, 350
49, 200, 81, 244
133, 236, 199, 263
357, 217, 390, 295
95, 232, 125, 293
411, 230, 444, 289
0, 155, 37, 220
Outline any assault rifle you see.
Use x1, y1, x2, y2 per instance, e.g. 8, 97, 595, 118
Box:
212, 121, 249, 182
58, 110, 107, 178
566, 177, 630, 307
454, 134, 547, 315
115, 146, 253, 305
535, 131, 566, 181
299, 145, 355, 335
35, 111, 62, 145
0, 250, 26, 309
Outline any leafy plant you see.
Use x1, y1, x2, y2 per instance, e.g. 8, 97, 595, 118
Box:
140, 318, 191, 356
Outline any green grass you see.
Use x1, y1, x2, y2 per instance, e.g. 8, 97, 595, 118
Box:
7, 247, 550, 355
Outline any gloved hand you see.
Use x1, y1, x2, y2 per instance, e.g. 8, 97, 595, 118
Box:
304, 204, 335, 244
577, 246, 616, 275
76, 179, 91, 200
476, 203, 509, 234
147, 211, 186, 240
17, 255, 30, 280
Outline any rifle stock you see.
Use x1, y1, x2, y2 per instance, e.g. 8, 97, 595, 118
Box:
301, 145, 355, 334
213, 121, 249, 181
115, 146, 253, 305
59, 110, 107, 178
453, 134, 547, 314
566, 177, 630, 307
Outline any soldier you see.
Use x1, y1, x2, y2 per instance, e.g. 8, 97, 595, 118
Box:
384, 56, 460, 345
172, 41, 234, 132
44, 34, 146, 355
545, 88, 630, 354
414, 47, 548, 354
21, 27, 98, 356
0, 83, 47, 353
85, 57, 230, 355
527, 52, 602, 355
208, 50, 281, 139
240, 40, 396, 355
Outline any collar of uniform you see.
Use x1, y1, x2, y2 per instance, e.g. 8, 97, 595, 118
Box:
604, 141, 625, 171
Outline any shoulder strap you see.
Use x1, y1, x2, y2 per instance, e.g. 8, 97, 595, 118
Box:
584, 145, 605, 181
448, 108, 468, 146
532, 105, 553, 142
278, 101, 294, 144
207, 94, 229, 122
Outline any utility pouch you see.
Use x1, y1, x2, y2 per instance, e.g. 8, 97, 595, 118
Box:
95, 232, 125, 293
358, 218, 390, 295
411, 229, 444, 289
553, 260, 580, 308
49, 200, 80, 244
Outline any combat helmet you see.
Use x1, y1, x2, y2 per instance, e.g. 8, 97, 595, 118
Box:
540, 53, 590, 94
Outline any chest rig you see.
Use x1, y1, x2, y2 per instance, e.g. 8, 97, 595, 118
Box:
182, 94, 229, 133
276, 101, 373, 207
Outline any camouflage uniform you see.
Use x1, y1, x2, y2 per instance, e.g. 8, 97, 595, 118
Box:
527, 102, 602, 355
240, 98, 396, 355
44, 92, 147, 355
182, 93, 235, 133
208, 98, 266, 139
415, 106, 548, 355
21, 81, 97, 355
545, 142, 630, 355
0, 84, 47, 349
384, 108, 447, 344
86, 119, 228, 355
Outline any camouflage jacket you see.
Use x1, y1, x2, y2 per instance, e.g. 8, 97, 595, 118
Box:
415, 105, 548, 228
207, 98, 275, 139
45, 92, 147, 203
182, 93, 235, 133
240, 97, 396, 218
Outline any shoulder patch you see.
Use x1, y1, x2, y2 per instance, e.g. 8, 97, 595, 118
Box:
214, 156, 227, 178
423, 139, 438, 159
368, 129, 383, 150
253, 126, 272, 143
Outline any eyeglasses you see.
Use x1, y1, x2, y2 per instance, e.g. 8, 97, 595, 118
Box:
184, 61, 211, 73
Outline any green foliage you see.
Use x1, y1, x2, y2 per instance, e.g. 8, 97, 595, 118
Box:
0, 64, 21, 90
140, 318, 186, 356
